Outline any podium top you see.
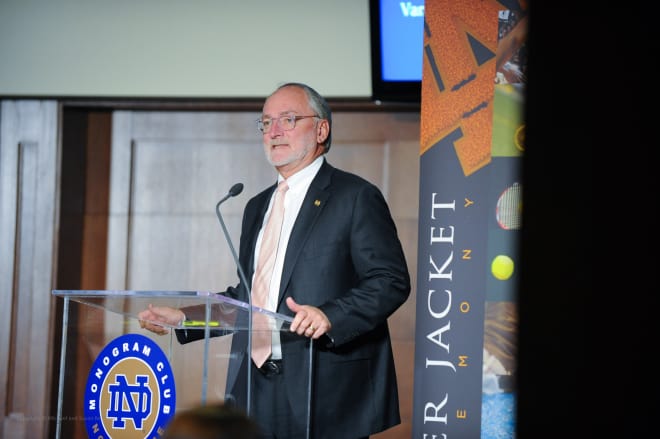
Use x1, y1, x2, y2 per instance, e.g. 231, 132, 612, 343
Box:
52, 289, 293, 332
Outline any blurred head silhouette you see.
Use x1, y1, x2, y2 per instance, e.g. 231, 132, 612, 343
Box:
163, 403, 262, 439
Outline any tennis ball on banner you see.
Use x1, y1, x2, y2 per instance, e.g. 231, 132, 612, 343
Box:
491, 255, 514, 280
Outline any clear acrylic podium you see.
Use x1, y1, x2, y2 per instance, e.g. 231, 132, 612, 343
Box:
52, 290, 314, 439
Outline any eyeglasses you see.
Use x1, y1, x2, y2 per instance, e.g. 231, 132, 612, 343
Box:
256, 113, 318, 133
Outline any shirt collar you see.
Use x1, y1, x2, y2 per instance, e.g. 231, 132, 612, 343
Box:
277, 155, 324, 193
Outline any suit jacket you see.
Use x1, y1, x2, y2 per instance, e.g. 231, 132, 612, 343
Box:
182, 160, 411, 438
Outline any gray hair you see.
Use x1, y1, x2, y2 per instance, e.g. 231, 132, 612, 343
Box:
272, 82, 332, 152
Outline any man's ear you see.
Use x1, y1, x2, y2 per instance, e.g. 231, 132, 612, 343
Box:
317, 119, 329, 144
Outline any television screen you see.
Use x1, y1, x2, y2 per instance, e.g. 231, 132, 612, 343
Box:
370, 0, 424, 103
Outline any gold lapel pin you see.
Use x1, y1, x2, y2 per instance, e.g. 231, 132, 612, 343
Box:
314, 200, 321, 206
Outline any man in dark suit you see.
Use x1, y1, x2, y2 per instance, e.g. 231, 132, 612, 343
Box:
139, 82, 411, 438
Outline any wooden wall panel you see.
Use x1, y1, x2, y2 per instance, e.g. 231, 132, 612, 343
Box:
0, 101, 59, 439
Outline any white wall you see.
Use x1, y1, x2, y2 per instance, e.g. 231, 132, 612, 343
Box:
0, 0, 371, 98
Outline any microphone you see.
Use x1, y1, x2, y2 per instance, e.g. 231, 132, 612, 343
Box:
214, 182, 255, 415
217, 182, 244, 206
215, 182, 251, 295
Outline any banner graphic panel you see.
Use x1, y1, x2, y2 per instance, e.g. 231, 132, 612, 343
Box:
413, 1, 527, 437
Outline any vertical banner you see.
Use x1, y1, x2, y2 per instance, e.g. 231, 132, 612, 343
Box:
413, 1, 528, 437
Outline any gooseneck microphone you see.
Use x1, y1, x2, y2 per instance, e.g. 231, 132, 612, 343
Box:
218, 182, 244, 204
214, 182, 256, 415
215, 182, 252, 296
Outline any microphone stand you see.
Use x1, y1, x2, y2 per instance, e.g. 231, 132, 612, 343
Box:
214, 183, 256, 417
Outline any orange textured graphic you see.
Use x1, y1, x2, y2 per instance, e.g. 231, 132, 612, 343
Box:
420, 0, 500, 176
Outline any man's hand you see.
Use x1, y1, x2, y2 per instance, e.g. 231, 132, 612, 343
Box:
286, 297, 331, 339
138, 304, 185, 335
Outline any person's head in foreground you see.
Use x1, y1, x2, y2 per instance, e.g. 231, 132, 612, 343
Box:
163, 402, 262, 439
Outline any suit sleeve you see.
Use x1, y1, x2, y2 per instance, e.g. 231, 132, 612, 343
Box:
318, 182, 411, 347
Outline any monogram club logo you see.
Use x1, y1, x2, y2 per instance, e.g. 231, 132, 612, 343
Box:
84, 333, 176, 438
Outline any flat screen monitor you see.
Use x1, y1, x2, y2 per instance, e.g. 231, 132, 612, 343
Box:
369, 0, 424, 103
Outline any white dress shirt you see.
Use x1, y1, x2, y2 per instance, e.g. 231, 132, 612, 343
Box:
252, 156, 324, 359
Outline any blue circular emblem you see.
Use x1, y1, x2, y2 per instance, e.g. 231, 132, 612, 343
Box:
84, 333, 176, 438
